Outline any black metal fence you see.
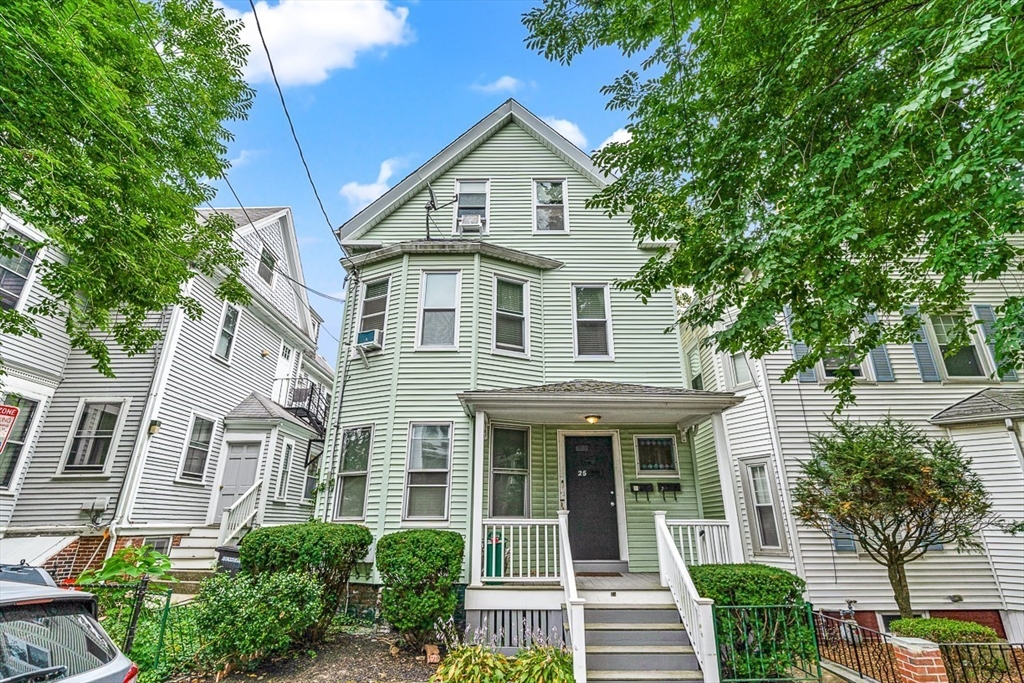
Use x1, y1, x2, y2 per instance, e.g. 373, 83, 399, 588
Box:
712, 604, 821, 682
813, 611, 900, 683
940, 643, 1024, 683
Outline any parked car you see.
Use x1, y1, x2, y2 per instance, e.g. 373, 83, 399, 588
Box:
0, 579, 137, 683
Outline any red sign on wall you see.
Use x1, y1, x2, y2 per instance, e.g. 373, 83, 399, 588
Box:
0, 404, 21, 452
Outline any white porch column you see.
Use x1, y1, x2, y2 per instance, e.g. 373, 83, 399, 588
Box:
710, 411, 745, 563
469, 410, 487, 587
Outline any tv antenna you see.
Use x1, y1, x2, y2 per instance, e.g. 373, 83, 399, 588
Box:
424, 182, 457, 240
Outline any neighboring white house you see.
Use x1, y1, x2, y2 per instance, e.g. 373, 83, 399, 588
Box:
0, 206, 333, 577
681, 291, 1024, 641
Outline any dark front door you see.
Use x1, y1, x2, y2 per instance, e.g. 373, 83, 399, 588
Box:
564, 435, 620, 561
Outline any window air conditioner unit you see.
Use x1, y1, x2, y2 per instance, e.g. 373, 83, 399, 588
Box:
458, 214, 483, 233
356, 329, 382, 351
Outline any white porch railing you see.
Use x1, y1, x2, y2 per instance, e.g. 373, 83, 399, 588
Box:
667, 519, 733, 566
557, 510, 587, 683
481, 519, 561, 582
218, 479, 263, 546
654, 511, 720, 683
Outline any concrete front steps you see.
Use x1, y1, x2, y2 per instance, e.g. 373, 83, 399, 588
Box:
585, 604, 703, 683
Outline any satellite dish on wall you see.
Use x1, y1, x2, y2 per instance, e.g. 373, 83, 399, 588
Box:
426, 183, 439, 212
423, 181, 457, 240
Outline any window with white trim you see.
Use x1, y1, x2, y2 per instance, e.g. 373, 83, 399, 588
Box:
822, 348, 864, 379
419, 272, 459, 348
686, 347, 704, 390
742, 459, 786, 553
360, 278, 389, 346
335, 426, 371, 518
181, 416, 214, 480
635, 436, 678, 476
0, 228, 39, 310
490, 426, 529, 517
143, 536, 172, 556
534, 180, 566, 232
257, 247, 276, 285
214, 306, 240, 360
729, 352, 754, 387
494, 278, 526, 353
0, 395, 39, 489
63, 401, 123, 473
276, 441, 294, 500
930, 313, 985, 377
456, 180, 487, 234
573, 285, 612, 357
404, 423, 452, 520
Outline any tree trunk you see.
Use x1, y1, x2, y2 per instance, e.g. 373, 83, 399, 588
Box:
887, 561, 914, 619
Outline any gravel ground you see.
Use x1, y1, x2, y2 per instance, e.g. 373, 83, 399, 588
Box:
186, 632, 437, 683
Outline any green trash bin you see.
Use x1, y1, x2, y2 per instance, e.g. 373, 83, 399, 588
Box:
485, 532, 503, 578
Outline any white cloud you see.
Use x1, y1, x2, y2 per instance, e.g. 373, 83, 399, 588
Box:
598, 128, 632, 150
228, 149, 260, 168
471, 75, 523, 94
220, 1, 411, 87
340, 157, 404, 210
543, 117, 587, 149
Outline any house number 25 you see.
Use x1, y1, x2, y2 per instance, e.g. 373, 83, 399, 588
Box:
577, 470, 588, 477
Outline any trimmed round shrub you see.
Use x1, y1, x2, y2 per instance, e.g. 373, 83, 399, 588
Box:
239, 521, 372, 636
890, 617, 1000, 643
689, 563, 806, 605
376, 529, 465, 649
191, 571, 323, 673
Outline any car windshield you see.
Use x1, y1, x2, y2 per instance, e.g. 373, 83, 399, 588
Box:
0, 599, 117, 682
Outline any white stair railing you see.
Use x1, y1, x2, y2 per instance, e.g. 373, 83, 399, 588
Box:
218, 479, 263, 546
654, 511, 720, 683
667, 519, 733, 566
557, 510, 587, 683
481, 519, 561, 582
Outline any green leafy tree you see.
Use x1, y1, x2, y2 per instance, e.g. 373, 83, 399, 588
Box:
524, 0, 1024, 408
792, 417, 1000, 618
0, 0, 253, 375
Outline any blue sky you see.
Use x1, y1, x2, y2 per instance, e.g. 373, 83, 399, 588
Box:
211, 0, 636, 366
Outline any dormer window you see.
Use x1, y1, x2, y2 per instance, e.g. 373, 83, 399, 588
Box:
258, 247, 276, 285
455, 180, 488, 234
534, 180, 567, 232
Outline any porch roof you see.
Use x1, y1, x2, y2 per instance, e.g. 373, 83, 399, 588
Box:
457, 379, 742, 427
930, 388, 1024, 425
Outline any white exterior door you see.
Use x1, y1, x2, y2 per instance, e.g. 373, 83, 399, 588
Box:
272, 343, 295, 403
217, 442, 260, 519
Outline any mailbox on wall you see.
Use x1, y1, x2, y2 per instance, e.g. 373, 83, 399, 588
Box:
658, 482, 682, 501
629, 481, 654, 502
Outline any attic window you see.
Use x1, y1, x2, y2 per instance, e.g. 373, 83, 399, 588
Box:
456, 180, 488, 234
258, 247, 276, 285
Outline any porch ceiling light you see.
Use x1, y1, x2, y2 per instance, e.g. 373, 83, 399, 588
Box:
584, 415, 601, 424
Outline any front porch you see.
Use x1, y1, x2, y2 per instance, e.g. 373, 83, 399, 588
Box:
457, 380, 747, 683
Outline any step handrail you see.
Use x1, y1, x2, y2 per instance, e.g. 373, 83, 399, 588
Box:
654, 511, 719, 683
218, 479, 263, 546
557, 510, 586, 683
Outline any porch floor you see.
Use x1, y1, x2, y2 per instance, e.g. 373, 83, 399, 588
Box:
575, 572, 662, 591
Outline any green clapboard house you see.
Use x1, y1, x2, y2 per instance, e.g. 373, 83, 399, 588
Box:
319, 100, 745, 683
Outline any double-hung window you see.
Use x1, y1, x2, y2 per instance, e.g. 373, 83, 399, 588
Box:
63, 401, 123, 473
534, 180, 567, 232
931, 313, 985, 377
490, 426, 529, 517
335, 426, 371, 518
742, 459, 786, 553
303, 441, 324, 503
687, 347, 704, 390
0, 228, 39, 310
360, 278, 389, 347
276, 441, 294, 500
405, 423, 452, 520
494, 278, 527, 353
214, 305, 241, 360
257, 247, 276, 286
456, 180, 488, 234
181, 416, 215, 480
573, 285, 612, 358
822, 348, 864, 379
0, 395, 39, 488
419, 272, 459, 349
729, 352, 754, 387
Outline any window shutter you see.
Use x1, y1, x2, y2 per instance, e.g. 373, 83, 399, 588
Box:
904, 306, 941, 382
973, 304, 1018, 381
783, 305, 817, 382
831, 521, 857, 552
864, 312, 895, 382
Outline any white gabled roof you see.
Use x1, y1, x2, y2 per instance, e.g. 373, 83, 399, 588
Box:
337, 99, 612, 241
